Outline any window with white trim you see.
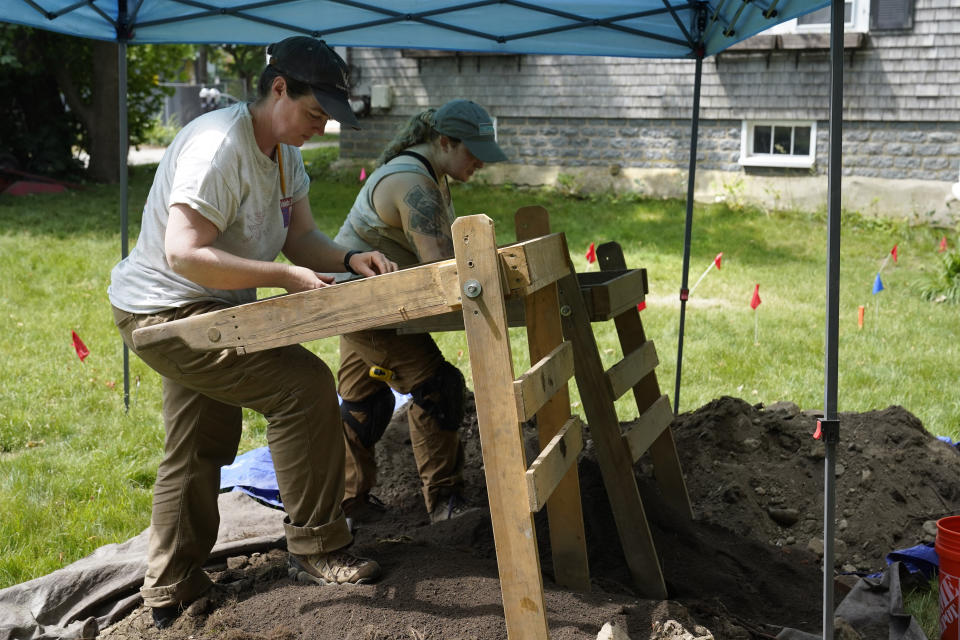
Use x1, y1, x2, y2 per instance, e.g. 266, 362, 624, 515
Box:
763, 0, 869, 33
739, 121, 817, 169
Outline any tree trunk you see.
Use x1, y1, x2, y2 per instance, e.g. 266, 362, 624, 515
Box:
195, 46, 208, 84
85, 41, 122, 184
42, 33, 124, 184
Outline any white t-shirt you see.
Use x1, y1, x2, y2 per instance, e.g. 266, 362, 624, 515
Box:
108, 102, 309, 314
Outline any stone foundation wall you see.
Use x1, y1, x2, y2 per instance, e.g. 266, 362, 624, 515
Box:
341, 116, 960, 183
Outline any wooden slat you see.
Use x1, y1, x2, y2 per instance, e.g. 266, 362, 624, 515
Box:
391, 273, 647, 333
623, 395, 674, 463
605, 340, 659, 401
514, 205, 550, 241
526, 416, 583, 512
500, 232, 570, 296
131, 260, 457, 353
437, 261, 461, 307
132, 233, 571, 354
557, 268, 668, 600
516, 204, 591, 593
513, 341, 574, 423
390, 298, 526, 334
578, 268, 648, 320
454, 214, 550, 640
412, 232, 570, 304
597, 241, 693, 519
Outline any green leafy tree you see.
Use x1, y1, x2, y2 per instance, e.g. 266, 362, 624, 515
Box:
221, 44, 265, 101
127, 43, 195, 148
0, 25, 84, 178
0, 25, 193, 183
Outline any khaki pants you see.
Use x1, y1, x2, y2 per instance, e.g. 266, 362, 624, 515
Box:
113, 303, 351, 608
338, 330, 464, 512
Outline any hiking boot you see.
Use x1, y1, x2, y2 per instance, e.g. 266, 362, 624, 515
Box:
342, 494, 387, 523
288, 549, 381, 585
429, 492, 478, 524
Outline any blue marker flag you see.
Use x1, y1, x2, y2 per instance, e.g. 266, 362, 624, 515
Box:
872, 273, 884, 295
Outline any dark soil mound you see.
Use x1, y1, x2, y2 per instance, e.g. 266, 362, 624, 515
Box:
100, 395, 960, 639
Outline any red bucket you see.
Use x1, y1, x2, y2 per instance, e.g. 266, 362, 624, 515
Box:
937, 516, 960, 640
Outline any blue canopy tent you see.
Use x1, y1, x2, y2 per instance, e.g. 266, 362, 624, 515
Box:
2, 2, 846, 637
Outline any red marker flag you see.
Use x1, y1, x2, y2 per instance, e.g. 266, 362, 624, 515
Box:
750, 284, 762, 310
585, 242, 596, 264
690, 251, 724, 296
891, 244, 898, 263
359, 167, 367, 181
940, 236, 948, 253
71, 330, 89, 362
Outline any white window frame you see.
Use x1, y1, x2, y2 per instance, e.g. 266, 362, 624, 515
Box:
739, 120, 817, 169
762, 0, 869, 33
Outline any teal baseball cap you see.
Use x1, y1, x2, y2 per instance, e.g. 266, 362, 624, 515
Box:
432, 99, 508, 163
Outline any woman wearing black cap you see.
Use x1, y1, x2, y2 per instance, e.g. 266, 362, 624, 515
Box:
108, 37, 395, 628
332, 100, 509, 526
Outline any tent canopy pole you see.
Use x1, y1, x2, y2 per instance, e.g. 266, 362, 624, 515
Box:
820, 0, 844, 636
673, 51, 704, 415
118, 0, 131, 411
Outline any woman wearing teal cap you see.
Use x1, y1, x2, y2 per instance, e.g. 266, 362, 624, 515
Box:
333, 99, 509, 525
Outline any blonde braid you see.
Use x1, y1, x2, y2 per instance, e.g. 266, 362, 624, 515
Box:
376, 109, 439, 166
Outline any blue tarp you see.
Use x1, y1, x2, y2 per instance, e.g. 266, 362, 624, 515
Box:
886, 543, 939, 580
220, 389, 410, 508
220, 446, 284, 507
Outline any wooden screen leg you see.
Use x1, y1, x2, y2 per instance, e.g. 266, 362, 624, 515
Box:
556, 266, 668, 600
597, 242, 693, 519
453, 214, 551, 640
516, 206, 591, 592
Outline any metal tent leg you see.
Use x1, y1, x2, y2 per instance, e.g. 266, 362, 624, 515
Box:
673, 53, 704, 415
118, 38, 131, 411
821, 0, 846, 636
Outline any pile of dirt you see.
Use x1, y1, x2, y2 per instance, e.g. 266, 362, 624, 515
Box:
99, 395, 960, 639
671, 397, 960, 574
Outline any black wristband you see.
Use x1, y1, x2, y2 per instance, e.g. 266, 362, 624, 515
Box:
343, 250, 361, 275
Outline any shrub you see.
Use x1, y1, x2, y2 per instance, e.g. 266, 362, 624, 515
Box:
916, 250, 960, 304
140, 116, 180, 147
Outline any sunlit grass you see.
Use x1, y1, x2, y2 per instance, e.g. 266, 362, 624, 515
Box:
904, 577, 940, 640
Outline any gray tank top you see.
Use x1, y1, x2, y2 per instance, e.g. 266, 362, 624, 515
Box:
333, 157, 456, 276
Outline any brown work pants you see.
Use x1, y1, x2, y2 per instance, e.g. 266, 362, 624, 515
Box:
338, 330, 464, 512
113, 302, 351, 609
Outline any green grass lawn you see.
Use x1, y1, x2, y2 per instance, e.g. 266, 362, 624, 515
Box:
1, 146, 958, 636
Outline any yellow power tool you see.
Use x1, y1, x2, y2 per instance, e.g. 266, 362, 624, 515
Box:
368, 365, 395, 382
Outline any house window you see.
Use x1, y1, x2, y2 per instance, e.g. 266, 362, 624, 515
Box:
763, 0, 869, 33
739, 121, 817, 168
797, 1, 853, 28
870, 0, 914, 30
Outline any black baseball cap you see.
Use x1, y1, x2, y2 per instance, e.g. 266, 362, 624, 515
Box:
432, 99, 508, 163
267, 36, 361, 130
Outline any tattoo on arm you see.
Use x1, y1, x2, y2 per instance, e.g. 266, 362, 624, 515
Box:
403, 184, 453, 257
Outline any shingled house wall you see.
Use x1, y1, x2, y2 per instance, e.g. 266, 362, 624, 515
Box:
338, 0, 960, 217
